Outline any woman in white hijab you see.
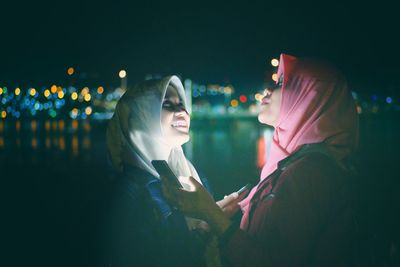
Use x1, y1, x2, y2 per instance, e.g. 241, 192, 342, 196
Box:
105, 76, 217, 267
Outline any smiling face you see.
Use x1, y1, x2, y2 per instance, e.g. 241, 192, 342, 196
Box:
161, 85, 190, 147
258, 86, 282, 127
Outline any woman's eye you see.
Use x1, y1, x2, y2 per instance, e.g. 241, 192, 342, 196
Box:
163, 101, 172, 107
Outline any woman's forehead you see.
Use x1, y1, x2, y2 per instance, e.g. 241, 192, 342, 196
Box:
165, 85, 181, 99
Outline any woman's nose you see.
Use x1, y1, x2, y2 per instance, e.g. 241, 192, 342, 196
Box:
175, 107, 189, 116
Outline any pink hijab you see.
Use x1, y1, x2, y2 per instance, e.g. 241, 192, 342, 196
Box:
240, 53, 359, 227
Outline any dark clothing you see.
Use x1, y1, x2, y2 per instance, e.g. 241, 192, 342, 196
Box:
102, 166, 208, 267
221, 144, 356, 267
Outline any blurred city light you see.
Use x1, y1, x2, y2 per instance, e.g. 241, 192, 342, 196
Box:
30, 88, 37, 96
44, 89, 51, 98
51, 85, 58, 94
71, 92, 78, 100
272, 73, 278, 82
119, 70, 127, 78
81, 87, 89, 96
84, 94, 91, 102
271, 58, 279, 67
85, 106, 93, 116
231, 99, 239, 107
0, 77, 398, 122
67, 67, 75, 76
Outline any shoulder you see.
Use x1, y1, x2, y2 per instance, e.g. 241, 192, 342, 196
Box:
285, 152, 344, 178
275, 152, 349, 196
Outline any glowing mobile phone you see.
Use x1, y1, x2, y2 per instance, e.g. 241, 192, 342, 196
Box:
151, 160, 183, 188
237, 183, 252, 197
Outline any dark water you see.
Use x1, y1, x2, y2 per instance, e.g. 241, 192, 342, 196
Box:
1, 116, 399, 266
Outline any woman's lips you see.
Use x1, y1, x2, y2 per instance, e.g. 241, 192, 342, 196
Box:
171, 120, 188, 130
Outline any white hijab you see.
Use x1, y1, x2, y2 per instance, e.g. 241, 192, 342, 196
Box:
106, 75, 201, 190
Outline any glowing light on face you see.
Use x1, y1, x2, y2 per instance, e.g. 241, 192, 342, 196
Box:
161, 86, 190, 147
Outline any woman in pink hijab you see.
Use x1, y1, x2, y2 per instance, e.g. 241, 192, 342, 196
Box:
163, 54, 359, 266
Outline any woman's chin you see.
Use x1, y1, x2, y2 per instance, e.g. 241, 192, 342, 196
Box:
257, 114, 268, 124
174, 134, 190, 147
258, 114, 275, 127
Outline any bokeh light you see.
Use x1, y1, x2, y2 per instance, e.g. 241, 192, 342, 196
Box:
81, 87, 89, 96
97, 86, 104, 94
30, 88, 37, 96
84, 94, 91, 102
119, 70, 127, 78
67, 67, 75, 76
51, 85, 57, 94
44, 89, 51, 98
71, 92, 78, 100
230, 99, 239, 107
85, 106, 93, 116
271, 58, 279, 67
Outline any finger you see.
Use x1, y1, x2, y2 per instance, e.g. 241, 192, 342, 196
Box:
187, 176, 202, 189
229, 192, 239, 199
217, 191, 240, 208
223, 192, 239, 203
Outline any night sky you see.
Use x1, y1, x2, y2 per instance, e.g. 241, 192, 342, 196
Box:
2, 1, 399, 94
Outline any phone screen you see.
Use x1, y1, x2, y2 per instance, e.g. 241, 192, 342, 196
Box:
237, 183, 252, 197
151, 160, 183, 188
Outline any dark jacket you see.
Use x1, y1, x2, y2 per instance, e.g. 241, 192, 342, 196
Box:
221, 144, 357, 267
102, 166, 210, 267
